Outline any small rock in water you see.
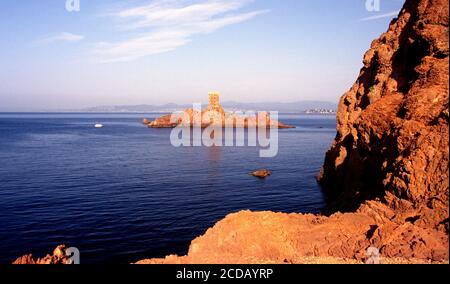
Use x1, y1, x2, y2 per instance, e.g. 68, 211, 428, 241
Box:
250, 169, 271, 178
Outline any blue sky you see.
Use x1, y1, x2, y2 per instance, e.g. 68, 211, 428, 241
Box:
0, 0, 405, 111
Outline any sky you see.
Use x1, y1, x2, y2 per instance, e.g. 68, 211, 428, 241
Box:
0, 0, 405, 111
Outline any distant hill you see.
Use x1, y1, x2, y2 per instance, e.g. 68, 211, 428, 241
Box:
221, 101, 337, 113
81, 104, 192, 113
80, 101, 337, 113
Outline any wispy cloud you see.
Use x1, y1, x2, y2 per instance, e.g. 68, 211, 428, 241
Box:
94, 0, 268, 63
358, 10, 400, 22
36, 32, 85, 44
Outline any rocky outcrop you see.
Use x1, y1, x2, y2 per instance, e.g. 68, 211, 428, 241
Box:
136, 208, 448, 264
250, 169, 272, 178
317, 0, 449, 217
145, 110, 295, 129
144, 93, 295, 129
146, 114, 180, 128
13, 245, 69, 264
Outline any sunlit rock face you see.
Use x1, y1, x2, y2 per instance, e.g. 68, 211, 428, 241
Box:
144, 92, 295, 129
318, 0, 449, 218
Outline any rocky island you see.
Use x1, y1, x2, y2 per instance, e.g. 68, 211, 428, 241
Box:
143, 92, 295, 129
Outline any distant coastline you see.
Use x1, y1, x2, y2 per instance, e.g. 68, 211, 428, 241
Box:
0, 100, 337, 115
0, 111, 337, 115
81, 101, 337, 114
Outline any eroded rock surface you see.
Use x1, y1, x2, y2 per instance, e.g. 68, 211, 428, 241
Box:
317, 0, 449, 217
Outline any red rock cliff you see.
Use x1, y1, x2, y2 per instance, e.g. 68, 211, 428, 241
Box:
318, 0, 449, 220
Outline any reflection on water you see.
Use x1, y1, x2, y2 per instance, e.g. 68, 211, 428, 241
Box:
207, 146, 222, 179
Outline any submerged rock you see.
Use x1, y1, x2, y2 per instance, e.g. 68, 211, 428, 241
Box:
250, 169, 272, 178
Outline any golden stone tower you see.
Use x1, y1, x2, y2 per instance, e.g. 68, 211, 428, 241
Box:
208, 92, 220, 109
205, 92, 225, 122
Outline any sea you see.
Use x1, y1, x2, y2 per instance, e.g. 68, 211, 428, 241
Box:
0, 113, 336, 263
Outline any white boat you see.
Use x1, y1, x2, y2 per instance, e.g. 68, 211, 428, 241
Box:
95, 123, 104, 128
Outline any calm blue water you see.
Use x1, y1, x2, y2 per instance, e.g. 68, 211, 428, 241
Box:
0, 113, 336, 264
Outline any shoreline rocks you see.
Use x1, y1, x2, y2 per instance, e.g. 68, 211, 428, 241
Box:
135, 209, 448, 264
13, 245, 69, 264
